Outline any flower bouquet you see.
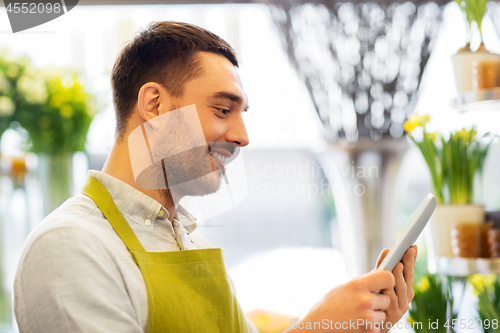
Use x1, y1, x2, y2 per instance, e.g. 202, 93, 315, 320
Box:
0, 49, 97, 215
404, 114, 494, 256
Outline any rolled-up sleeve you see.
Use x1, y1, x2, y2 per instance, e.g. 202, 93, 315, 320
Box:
14, 226, 144, 333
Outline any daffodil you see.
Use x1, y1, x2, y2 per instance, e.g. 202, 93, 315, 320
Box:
484, 274, 497, 288
408, 274, 454, 329
1, 49, 97, 157
470, 127, 477, 141
60, 104, 74, 118
473, 275, 500, 324
403, 114, 431, 133
408, 119, 491, 205
417, 275, 430, 292
468, 274, 497, 296
403, 120, 417, 133
425, 131, 438, 141
457, 128, 471, 142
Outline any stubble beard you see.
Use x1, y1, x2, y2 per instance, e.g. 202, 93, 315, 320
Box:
155, 102, 224, 203
158, 165, 224, 205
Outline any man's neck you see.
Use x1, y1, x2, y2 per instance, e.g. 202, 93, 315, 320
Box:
101, 138, 177, 222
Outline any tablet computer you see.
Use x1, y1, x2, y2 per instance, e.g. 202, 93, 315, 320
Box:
378, 193, 437, 272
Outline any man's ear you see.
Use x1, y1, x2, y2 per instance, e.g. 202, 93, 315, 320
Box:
137, 82, 170, 122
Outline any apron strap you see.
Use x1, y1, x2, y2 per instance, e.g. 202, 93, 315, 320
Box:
82, 175, 146, 254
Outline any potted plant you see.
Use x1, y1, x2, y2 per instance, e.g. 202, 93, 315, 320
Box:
452, 0, 500, 92
0, 49, 97, 216
404, 114, 493, 257
468, 274, 500, 332
408, 274, 456, 333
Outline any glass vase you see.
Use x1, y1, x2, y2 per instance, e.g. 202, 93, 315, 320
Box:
37, 153, 74, 217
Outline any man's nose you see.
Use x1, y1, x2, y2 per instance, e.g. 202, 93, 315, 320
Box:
227, 114, 249, 147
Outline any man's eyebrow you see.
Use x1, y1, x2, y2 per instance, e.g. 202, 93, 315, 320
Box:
210, 91, 244, 104
210, 91, 249, 111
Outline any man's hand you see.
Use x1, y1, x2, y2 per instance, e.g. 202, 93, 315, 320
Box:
283, 269, 395, 333
375, 245, 418, 331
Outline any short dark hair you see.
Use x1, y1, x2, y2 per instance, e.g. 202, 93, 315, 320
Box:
110, 21, 238, 139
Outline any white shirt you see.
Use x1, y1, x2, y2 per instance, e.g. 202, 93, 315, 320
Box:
14, 170, 257, 333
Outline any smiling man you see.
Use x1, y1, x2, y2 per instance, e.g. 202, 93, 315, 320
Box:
14, 22, 417, 333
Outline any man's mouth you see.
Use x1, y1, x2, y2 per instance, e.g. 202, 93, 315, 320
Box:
209, 149, 231, 172
211, 151, 227, 164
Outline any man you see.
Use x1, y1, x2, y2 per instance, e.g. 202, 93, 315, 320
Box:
14, 21, 416, 332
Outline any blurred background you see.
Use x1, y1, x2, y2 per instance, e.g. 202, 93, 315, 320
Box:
1, 1, 500, 332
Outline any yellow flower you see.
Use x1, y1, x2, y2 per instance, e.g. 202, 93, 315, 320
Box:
50, 95, 63, 108
425, 131, 438, 141
403, 114, 431, 133
60, 104, 73, 118
452, 127, 477, 142
458, 128, 470, 141
484, 275, 497, 287
470, 127, 477, 141
403, 120, 418, 133
417, 276, 430, 292
469, 274, 497, 296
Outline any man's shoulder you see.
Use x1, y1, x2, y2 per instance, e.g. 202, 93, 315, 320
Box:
28, 193, 101, 238
19, 193, 119, 264
13, 195, 148, 333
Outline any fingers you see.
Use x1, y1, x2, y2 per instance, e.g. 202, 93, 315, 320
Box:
376, 248, 390, 268
372, 293, 391, 311
382, 282, 399, 318
366, 311, 387, 328
393, 262, 408, 310
403, 245, 417, 301
364, 269, 395, 292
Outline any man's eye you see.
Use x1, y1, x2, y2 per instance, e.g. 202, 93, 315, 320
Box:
215, 108, 229, 115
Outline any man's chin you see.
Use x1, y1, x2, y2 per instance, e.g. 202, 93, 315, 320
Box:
197, 170, 224, 196
169, 170, 224, 198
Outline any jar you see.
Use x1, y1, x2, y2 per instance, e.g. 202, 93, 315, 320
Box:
488, 228, 500, 258
451, 222, 492, 258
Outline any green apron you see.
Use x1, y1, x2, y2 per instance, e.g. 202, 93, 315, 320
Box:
82, 175, 249, 333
